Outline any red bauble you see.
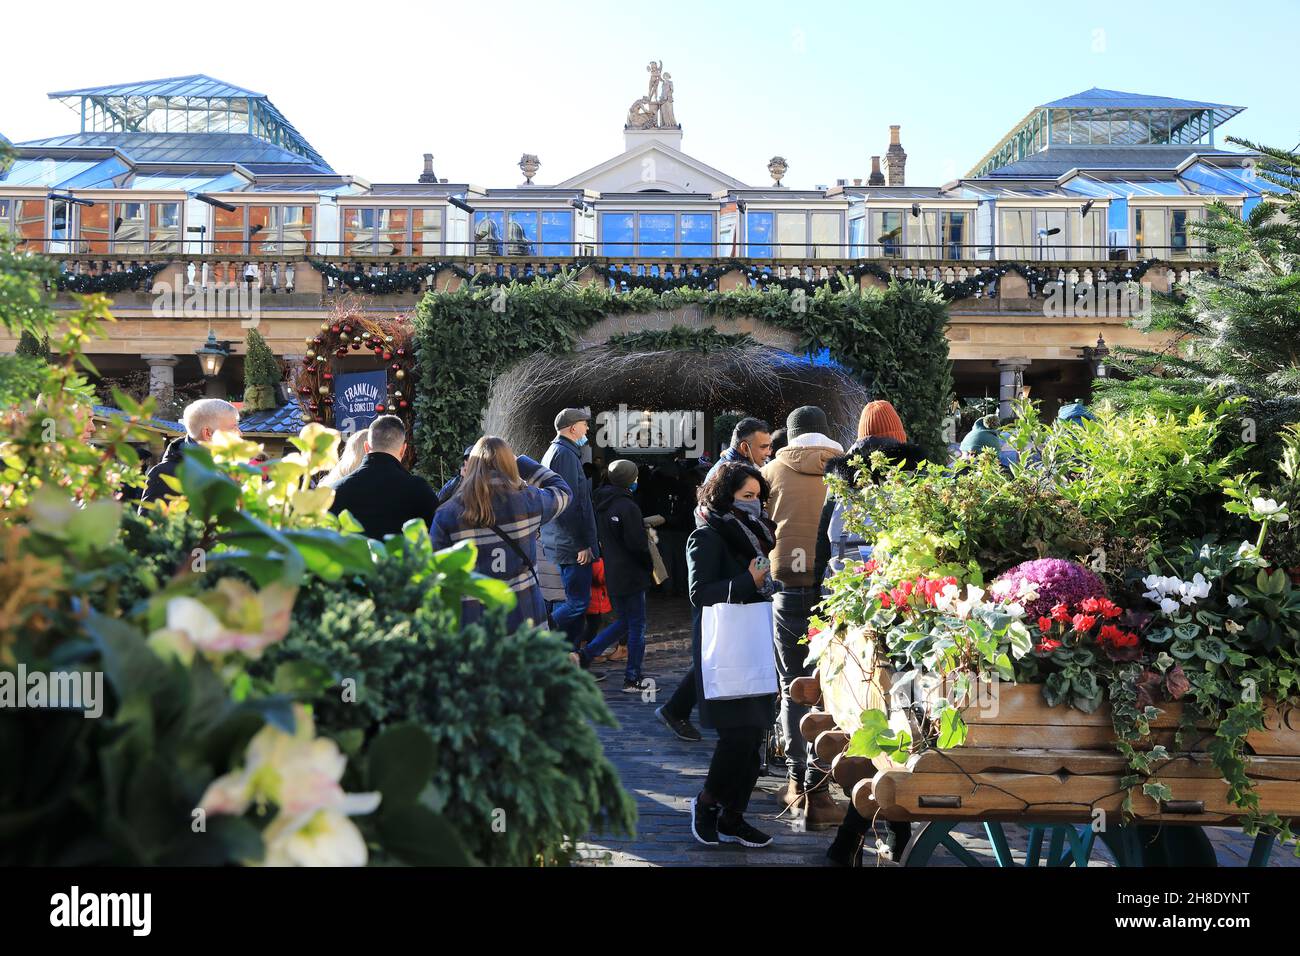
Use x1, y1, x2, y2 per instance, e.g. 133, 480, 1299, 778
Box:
373, 346, 383, 355
382, 351, 393, 361
376, 403, 387, 413
335, 348, 348, 358
390, 363, 400, 371
323, 372, 333, 380
399, 400, 409, 408
343, 325, 354, 334
330, 325, 341, 334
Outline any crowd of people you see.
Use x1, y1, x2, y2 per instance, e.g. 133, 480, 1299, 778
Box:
138, 394, 1068, 864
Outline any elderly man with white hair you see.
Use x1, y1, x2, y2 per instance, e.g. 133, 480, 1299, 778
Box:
139, 398, 240, 505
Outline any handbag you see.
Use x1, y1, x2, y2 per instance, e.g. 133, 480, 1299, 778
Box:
701, 580, 778, 701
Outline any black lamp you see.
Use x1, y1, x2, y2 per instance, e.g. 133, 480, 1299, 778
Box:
196, 329, 230, 378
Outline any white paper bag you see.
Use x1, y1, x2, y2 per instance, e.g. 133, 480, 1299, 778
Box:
701, 598, 778, 701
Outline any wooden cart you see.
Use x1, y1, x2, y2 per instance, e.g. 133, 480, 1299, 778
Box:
796, 629, 1300, 867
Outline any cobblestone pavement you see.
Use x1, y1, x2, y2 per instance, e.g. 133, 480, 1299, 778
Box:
577, 601, 1300, 868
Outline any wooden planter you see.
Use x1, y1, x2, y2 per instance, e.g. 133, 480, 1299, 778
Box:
802, 628, 1300, 827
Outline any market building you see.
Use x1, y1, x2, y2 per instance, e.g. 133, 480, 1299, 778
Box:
0, 68, 1282, 446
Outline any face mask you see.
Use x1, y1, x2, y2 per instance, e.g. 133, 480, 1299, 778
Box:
734, 498, 762, 519
628, 481, 638, 492
575, 435, 588, 447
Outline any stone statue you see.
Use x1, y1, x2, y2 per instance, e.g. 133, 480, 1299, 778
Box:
625, 59, 679, 129
658, 73, 676, 127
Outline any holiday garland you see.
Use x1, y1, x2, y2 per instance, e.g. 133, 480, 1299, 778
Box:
605, 325, 757, 354
411, 277, 952, 484
54, 262, 168, 293
308, 258, 573, 293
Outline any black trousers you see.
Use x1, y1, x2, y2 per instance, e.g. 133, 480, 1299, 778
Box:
703, 725, 765, 814
664, 663, 697, 719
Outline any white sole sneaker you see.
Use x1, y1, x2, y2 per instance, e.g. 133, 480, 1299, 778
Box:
688, 797, 721, 846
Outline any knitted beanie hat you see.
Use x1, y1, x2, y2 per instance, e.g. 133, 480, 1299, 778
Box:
857, 400, 908, 443
607, 459, 638, 488
786, 405, 830, 440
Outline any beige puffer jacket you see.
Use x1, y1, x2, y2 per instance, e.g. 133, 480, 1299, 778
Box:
761, 437, 843, 588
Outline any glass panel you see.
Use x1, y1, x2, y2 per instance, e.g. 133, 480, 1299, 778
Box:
0, 199, 9, 232
213, 205, 244, 254
1068, 111, 1090, 145
50, 200, 71, 244
872, 210, 903, 257
745, 211, 773, 258
473, 211, 504, 256
14, 199, 44, 250
601, 212, 634, 258
775, 212, 805, 259
413, 207, 444, 256
1050, 109, 1069, 145
150, 202, 182, 253
1169, 209, 1203, 257
248, 205, 275, 253
1040, 208, 1068, 261
379, 208, 409, 256
909, 211, 939, 259
680, 213, 713, 258
540, 209, 573, 257
112, 201, 146, 253
811, 212, 839, 258
1135, 208, 1168, 257
638, 213, 675, 257
998, 209, 1033, 259
506, 210, 538, 256
342, 207, 374, 255
942, 211, 966, 260
848, 216, 865, 258
282, 205, 312, 254
79, 202, 110, 254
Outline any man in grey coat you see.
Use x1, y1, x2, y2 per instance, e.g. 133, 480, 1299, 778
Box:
540, 406, 600, 650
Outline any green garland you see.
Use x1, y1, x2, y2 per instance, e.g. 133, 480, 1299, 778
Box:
605, 325, 756, 353
412, 277, 952, 483
55, 262, 167, 293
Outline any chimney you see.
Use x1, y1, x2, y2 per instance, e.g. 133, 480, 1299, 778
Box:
868, 156, 885, 186
885, 126, 906, 187
853, 178, 862, 186
418, 153, 438, 184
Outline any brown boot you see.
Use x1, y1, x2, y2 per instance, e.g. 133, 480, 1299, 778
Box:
804, 787, 841, 830
783, 778, 805, 813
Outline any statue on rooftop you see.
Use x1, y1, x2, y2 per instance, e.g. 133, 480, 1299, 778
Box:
625, 59, 679, 130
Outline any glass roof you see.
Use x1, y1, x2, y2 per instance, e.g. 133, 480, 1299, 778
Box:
18, 132, 331, 171
0, 156, 128, 188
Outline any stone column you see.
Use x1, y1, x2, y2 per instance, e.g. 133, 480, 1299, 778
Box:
996, 357, 1031, 421
142, 355, 179, 403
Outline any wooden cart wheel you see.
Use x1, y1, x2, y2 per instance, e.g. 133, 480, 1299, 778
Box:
900, 821, 1111, 867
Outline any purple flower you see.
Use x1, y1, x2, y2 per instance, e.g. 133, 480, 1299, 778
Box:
992, 558, 1108, 621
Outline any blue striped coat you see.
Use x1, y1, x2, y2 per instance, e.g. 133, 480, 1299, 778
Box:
430, 455, 571, 632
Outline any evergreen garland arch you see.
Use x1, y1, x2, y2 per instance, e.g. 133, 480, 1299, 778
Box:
411, 276, 952, 483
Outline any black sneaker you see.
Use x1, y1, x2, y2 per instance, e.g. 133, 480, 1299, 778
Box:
655, 705, 702, 741
574, 650, 608, 683
690, 796, 721, 846
622, 677, 652, 693
717, 813, 773, 848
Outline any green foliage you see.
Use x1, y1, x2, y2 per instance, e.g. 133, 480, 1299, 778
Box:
412, 275, 953, 483
254, 523, 637, 866
1097, 139, 1300, 477
242, 328, 282, 412
606, 324, 756, 353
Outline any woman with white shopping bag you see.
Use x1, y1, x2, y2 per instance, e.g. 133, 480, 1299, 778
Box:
685, 461, 780, 849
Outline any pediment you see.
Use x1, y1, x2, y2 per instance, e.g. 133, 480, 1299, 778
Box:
557, 141, 749, 193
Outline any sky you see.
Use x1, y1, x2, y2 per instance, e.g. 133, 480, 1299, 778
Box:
2, 0, 1296, 189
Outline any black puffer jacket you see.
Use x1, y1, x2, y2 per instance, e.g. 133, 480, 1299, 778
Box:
593, 484, 653, 597
139, 436, 197, 507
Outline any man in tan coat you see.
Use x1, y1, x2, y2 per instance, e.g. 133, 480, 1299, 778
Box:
761, 405, 844, 828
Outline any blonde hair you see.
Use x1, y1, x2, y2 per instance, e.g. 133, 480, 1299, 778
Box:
320, 430, 368, 487
457, 436, 523, 527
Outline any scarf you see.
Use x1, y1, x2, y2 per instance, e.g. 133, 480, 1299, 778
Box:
704, 505, 778, 596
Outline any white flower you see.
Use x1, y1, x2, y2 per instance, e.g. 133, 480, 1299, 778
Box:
1159, 597, 1181, 615
1142, 573, 1163, 592
150, 579, 296, 663
989, 579, 1014, 599
934, 583, 961, 613
259, 800, 380, 867
1179, 573, 1211, 605
1225, 619, 1244, 634
1015, 579, 1040, 602
955, 585, 985, 621
1228, 594, 1248, 609
1252, 497, 1290, 521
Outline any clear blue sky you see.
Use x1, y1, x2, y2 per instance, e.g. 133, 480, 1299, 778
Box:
2, 0, 1296, 188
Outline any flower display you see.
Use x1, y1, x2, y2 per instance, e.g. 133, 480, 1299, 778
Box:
991, 558, 1108, 621
148, 578, 297, 664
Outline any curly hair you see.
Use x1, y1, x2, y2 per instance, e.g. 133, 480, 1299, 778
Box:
697, 461, 769, 513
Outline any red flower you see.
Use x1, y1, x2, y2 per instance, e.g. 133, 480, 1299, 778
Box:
1098, 624, 1124, 645
1037, 637, 1062, 652
807, 626, 823, 640
1098, 599, 1123, 619
879, 592, 893, 609
1117, 631, 1139, 647
862, 559, 878, 575
1037, 616, 1054, 633
1051, 602, 1070, 623
1079, 597, 1102, 613
1071, 613, 1097, 633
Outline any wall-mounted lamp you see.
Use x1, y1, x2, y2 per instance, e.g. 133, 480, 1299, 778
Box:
47, 192, 96, 207
448, 196, 476, 215
195, 193, 238, 213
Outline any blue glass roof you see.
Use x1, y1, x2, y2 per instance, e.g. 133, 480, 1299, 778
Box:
979, 145, 1239, 179
50, 75, 268, 99
18, 132, 332, 172
126, 170, 250, 192
0, 155, 129, 188
1042, 88, 1243, 116
238, 399, 304, 435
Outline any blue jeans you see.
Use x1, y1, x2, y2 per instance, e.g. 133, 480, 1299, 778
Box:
583, 590, 647, 682
552, 562, 593, 649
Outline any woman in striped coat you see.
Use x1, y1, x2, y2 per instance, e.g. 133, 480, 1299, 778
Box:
431, 436, 571, 632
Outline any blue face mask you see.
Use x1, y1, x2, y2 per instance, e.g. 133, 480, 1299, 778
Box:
734, 498, 762, 519
628, 481, 638, 492
575, 435, 588, 447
